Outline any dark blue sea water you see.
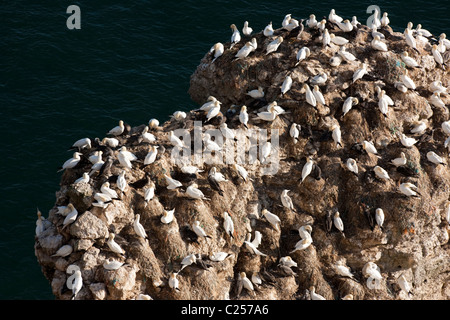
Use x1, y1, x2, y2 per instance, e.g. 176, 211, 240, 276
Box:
1, 0, 448, 299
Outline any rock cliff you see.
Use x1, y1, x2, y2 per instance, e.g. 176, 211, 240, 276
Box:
35, 14, 450, 300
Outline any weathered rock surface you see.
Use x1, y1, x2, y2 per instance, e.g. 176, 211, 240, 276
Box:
35, 17, 450, 300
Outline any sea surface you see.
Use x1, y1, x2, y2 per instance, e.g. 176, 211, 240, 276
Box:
1, 0, 448, 299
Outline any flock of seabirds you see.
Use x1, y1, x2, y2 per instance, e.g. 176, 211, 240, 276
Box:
35, 8, 450, 300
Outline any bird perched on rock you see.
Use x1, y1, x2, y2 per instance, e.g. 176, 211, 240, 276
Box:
281, 189, 295, 212
192, 221, 212, 239
333, 211, 345, 237
223, 211, 234, 238
262, 209, 281, 231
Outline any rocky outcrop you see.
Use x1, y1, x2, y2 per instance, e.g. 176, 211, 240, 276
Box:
35, 16, 450, 300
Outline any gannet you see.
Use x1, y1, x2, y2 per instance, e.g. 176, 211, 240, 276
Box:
210, 251, 231, 262
401, 51, 420, 68
240, 272, 254, 293
255, 104, 278, 122
303, 84, 317, 107
437, 38, 446, 53
230, 24, 241, 48
381, 12, 390, 27
442, 121, 450, 135
399, 133, 418, 148
192, 221, 212, 239
342, 96, 358, 117
331, 124, 342, 147
263, 22, 274, 37
295, 47, 310, 66
62, 204, 78, 230
59, 152, 82, 172
371, 35, 388, 51
363, 140, 380, 157
336, 19, 353, 32
391, 152, 407, 167
404, 28, 420, 53
107, 233, 125, 255
313, 85, 326, 106
371, 24, 385, 40
398, 274, 413, 296
210, 42, 224, 63
235, 41, 256, 60
353, 62, 367, 82
279, 256, 297, 268
251, 272, 262, 286
410, 120, 427, 135
399, 182, 419, 197
378, 90, 391, 117
69, 269, 83, 300
338, 46, 357, 63
266, 36, 283, 55
233, 163, 249, 181
203, 133, 222, 153
400, 70, 416, 90
148, 118, 159, 129
262, 209, 281, 231
301, 158, 314, 183
430, 81, 447, 95
161, 208, 175, 224
432, 44, 445, 68
404, 21, 413, 36
117, 170, 127, 192
260, 141, 272, 164
427, 151, 445, 165
342, 294, 354, 300
71, 137, 91, 151
282, 14, 292, 28
439, 33, 450, 49
306, 14, 317, 28
310, 286, 326, 300
172, 111, 186, 121
394, 81, 408, 93
103, 259, 125, 271
74, 172, 89, 185
281, 189, 295, 211
239, 105, 249, 128
328, 9, 343, 24
58, 203, 76, 217
430, 92, 445, 108
141, 126, 156, 143
446, 204, 450, 225
242, 21, 253, 36
93, 192, 112, 205
281, 75, 293, 95
223, 211, 234, 238
144, 183, 155, 203
317, 19, 326, 31
351, 16, 360, 28
144, 145, 159, 165
333, 211, 345, 237
322, 29, 331, 48
88, 150, 103, 165
335, 264, 355, 278
169, 272, 180, 291
117, 146, 137, 169
290, 123, 301, 144
133, 214, 147, 239
415, 24, 432, 37
346, 158, 359, 175
284, 17, 300, 31
108, 120, 124, 136
243, 235, 267, 256
181, 165, 203, 175
102, 137, 119, 148
298, 225, 313, 241
205, 100, 221, 122
250, 231, 262, 248
186, 183, 209, 200
35, 208, 45, 236
51, 244, 73, 257
180, 253, 196, 271
209, 166, 228, 183
372, 7, 381, 28
290, 237, 312, 253
375, 208, 384, 229
363, 262, 382, 280
198, 96, 220, 112
164, 174, 182, 190
247, 86, 265, 99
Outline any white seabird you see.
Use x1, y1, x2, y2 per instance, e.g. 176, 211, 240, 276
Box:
381, 12, 390, 27
169, 272, 180, 291
144, 183, 155, 203
59, 152, 82, 172
72, 137, 91, 151
74, 172, 89, 185
374, 166, 390, 180
301, 158, 314, 183
233, 163, 250, 181
295, 47, 311, 66
244, 237, 267, 256
230, 24, 241, 48
107, 233, 125, 255
400, 70, 416, 90
239, 105, 249, 128
317, 19, 326, 31
35, 208, 45, 236
108, 120, 125, 136
322, 29, 331, 48
399, 133, 418, 148
313, 85, 326, 105
186, 183, 209, 200
290, 123, 301, 144
209, 251, 231, 262
62, 204, 78, 230
205, 100, 221, 122
282, 14, 292, 29
290, 237, 312, 253
353, 62, 367, 82
430, 81, 447, 95
144, 145, 159, 165
362, 140, 379, 157
342, 96, 358, 116
161, 208, 175, 224
263, 21, 274, 37
141, 126, 156, 143
181, 165, 203, 175
148, 118, 159, 130
266, 36, 283, 55
281, 75, 293, 95
338, 46, 357, 63
69, 269, 83, 300
398, 274, 413, 296
223, 211, 234, 238
284, 17, 300, 31
103, 259, 124, 271
88, 150, 102, 165
351, 16, 360, 28
333, 211, 345, 237
335, 263, 355, 278
210, 42, 224, 63
102, 137, 119, 148
303, 83, 317, 107
262, 209, 281, 231
251, 272, 262, 286
279, 256, 297, 268
442, 120, 450, 135
336, 19, 353, 32
247, 86, 265, 99
371, 35, 388, 51
401, 51, 420, 68
331, 124, 342, 147
306, 14, 317, 28
298, 225, 313, 241
427, 151, 445, 165
51, 244, 73, 257
432, 44, 445, 68
410, 120, 427, 135
330, 33, 349, 46
164, 174, 182, 190
391, 152, 407, 167
117, 146, 137, 169
235, 40, 256, 60
375, 208, 385, 229
404, 28, 420, 53
378, 90, 393, 117
192, 220, 211, 239
117, 170, 127, 192
310, 286, 326, 300
328, 9, 343, 24
281, 189, 295, 211
242, 21, 253, 36
180, 253, 196, 271
346, 158, 359, 175
240, 272, 255, 293
133, 214, 148, 239
429, 92, 445, 108
399, 182, 419, 197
